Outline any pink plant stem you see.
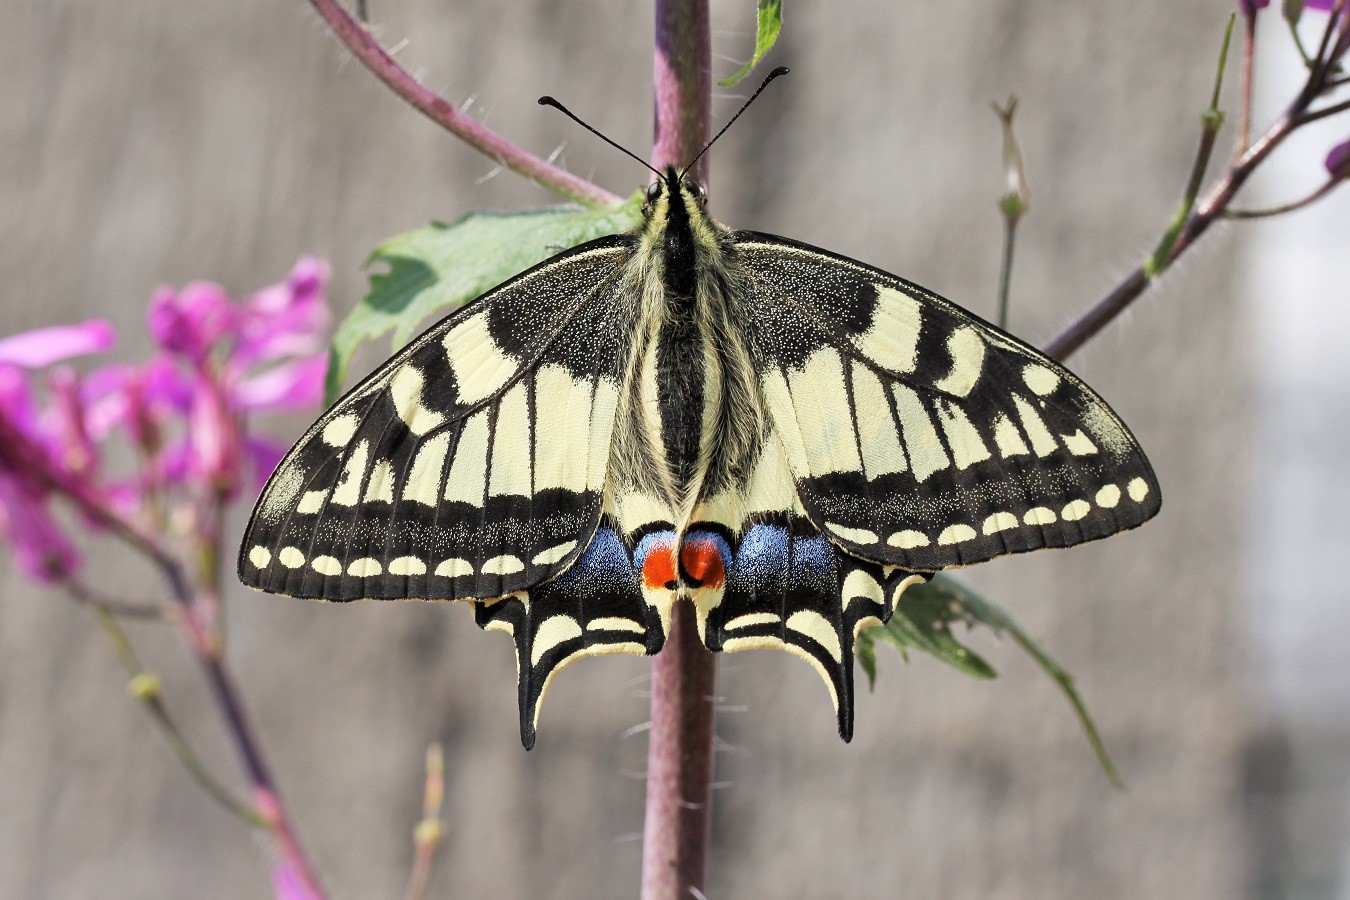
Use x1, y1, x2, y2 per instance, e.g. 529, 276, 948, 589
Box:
641, 4, 715, 899
0, 416, 326, 897
305, 0, 622, 208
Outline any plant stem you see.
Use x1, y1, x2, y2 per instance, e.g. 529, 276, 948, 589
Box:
1046, 15, 1268, 361
642, 3, 716, 899
991, 97, 1028, 331
84, 602, 264, 826
404, 743, 447, 900
1298, 94, 1350, 123
1044, 111, 1294, 361
305, 0, 622, 208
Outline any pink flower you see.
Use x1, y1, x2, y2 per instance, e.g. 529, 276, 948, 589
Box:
148, 282, 238, 363
0, 256, 330, 585
0, 319, 115, 369
143, 258, 330, 498
0, 474, 79, 583
0, 319, 115, 584
188, 375, 243, 496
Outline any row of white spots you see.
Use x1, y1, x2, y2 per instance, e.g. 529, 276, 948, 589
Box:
245, 540, 580, 577
821, 476, 1151, 551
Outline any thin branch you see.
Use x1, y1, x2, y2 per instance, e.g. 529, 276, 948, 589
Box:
1224, 176, 1342, 217
1301, 0, 1347, 103
305, 0, 622, 208
1145, 15, 1234, 279
85, 603, 264, 826
992, 96, 1029, 330
1045, 110, 1295, 361
1297, 94, 1350, 123
404, 743, 447, 900
1239, 12, 1256, 156
1044, 0, 1350, 361
67, 578, 171, 620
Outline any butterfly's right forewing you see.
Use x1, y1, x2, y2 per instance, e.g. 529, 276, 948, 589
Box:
734, 232, 1161, 572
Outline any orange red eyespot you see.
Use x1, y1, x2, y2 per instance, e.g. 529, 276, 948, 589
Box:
640, 539, 677, 590
681, 537, 726, 589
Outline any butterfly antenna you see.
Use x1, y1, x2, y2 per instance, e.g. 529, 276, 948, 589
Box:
681, 66, 790, 179
538, 96, 662, 179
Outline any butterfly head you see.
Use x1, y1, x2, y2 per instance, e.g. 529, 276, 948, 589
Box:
642, 166, 708, 219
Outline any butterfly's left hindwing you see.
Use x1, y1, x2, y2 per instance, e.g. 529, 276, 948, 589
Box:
238, 237, 633, 602
733, 232, 1161, 571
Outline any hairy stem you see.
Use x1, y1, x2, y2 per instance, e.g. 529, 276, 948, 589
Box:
642, 3, 716, 899
1045, 110, 1294, 361
306, 0, 622, 208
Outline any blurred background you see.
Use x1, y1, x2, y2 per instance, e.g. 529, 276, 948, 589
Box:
3, 1, 1348, 897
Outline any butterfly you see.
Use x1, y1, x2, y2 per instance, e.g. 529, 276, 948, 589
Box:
238, 69, 1159, 749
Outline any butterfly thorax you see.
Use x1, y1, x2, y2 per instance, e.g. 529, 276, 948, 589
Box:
610, 169, 768, 536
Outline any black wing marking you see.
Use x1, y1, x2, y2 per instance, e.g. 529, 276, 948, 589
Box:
238, 237, 633, 601
733, 232, 1161, 571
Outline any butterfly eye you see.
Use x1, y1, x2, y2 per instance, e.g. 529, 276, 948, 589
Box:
684, 180, 708, 206
645, 182, 663, 204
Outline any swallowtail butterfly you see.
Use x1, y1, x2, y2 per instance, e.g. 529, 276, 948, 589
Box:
239, 70, 1159, 748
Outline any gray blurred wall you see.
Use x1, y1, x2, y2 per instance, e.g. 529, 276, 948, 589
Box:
2, 2, 1256, 897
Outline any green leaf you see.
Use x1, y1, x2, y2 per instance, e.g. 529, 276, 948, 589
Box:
860, 574, 1123, 787
870, 577, 998, 681
718, 0, 783, 87
325, 196, 644, 404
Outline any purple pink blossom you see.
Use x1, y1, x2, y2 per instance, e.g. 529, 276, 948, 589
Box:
0, 258, 331, 586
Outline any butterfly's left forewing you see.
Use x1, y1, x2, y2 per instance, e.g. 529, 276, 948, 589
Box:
238, 237, 634, 603
733, 232, 1161, 572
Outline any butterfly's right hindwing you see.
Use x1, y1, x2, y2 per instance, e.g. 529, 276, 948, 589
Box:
238, 237, 633, 602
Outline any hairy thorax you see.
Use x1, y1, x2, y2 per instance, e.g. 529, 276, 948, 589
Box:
608, 206, 767, 534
